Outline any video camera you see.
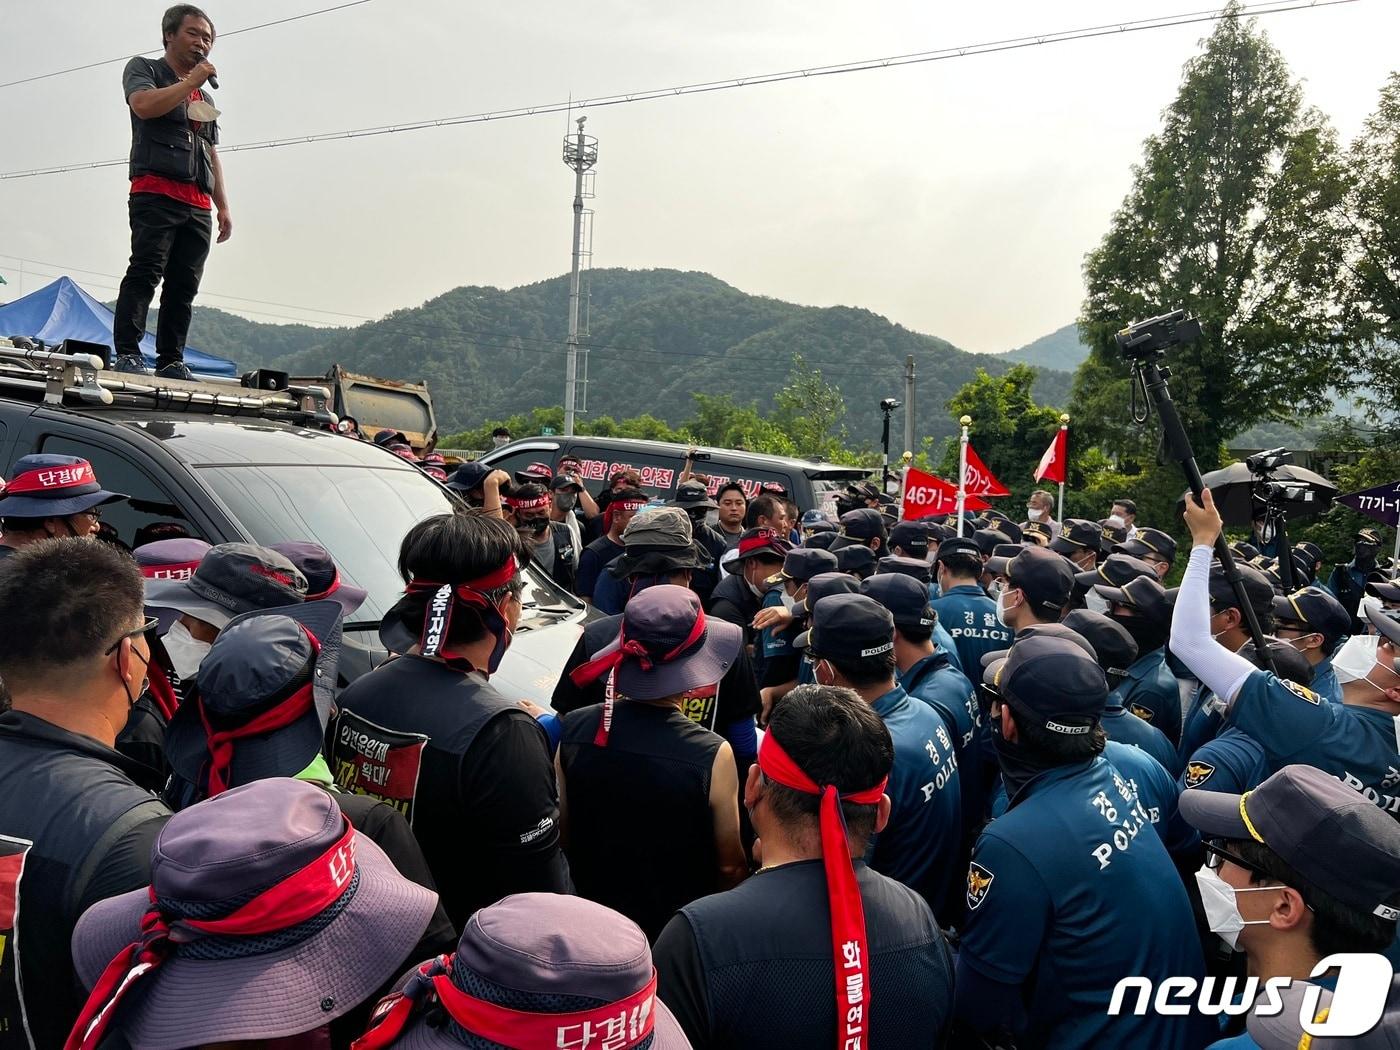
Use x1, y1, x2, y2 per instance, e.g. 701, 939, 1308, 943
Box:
1260, 481, 1315, 504
1114, 309, 1202, 362
1245, 447, 1293, 475
880, 398, 902, 412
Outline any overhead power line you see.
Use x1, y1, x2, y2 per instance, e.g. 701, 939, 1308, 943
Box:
0, 0, 379, 91
0, 0, 1359, 181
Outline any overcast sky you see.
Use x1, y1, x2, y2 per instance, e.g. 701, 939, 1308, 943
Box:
1, 0, 1396, 354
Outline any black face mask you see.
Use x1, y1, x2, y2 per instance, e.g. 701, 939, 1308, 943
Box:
1356, 544, 1378, 571
1109, 612, 1168, 657
992, 706, 1060, 804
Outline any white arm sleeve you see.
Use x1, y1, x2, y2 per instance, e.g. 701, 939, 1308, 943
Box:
1169, 544, 1255, 704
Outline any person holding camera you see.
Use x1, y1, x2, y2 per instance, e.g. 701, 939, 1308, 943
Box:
114, 5, 231, 381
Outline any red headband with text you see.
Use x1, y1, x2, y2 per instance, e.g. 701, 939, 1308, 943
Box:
354, 956, 657, 1050
758, 731, 887, 1050
404, 556, 518, 674
6, 460, 97, 495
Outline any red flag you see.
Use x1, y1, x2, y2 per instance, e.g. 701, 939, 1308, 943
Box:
963, 445, 1009, 496
1034, 428, 1067, 484
902, 467, 990, 520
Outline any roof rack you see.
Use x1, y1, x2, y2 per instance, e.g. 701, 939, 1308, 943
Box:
0, 338, 337, 426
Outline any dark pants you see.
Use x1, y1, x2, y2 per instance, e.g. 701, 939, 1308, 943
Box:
113, 193, 212, 368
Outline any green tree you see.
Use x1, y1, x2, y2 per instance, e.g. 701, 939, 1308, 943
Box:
1075, 2, 1351, 469
1341, 72, 1400, 425
773, 354, 849, 461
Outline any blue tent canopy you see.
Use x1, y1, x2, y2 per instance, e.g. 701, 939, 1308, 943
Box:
0, 276, 236, 377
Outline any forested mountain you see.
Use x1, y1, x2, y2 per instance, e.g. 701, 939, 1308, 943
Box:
1002, 323, 1092, 371
157, 268, 1074, 446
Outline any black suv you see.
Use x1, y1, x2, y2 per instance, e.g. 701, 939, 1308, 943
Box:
0, 388, 585, 702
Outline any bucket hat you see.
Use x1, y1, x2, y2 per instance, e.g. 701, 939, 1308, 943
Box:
144, 543, 308, 629
69, 779, 438, 1050
0, 453, 128, 518
272, 540, 368, 617
165, 600, 343, 796
354, 893, 689, 1049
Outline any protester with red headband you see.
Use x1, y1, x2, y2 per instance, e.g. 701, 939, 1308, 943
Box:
355, 892, 691, 1049
557, 585, 748, 941
576, 484, 645, 603
332, 512, 571, 927
0, 453, 129, 558
67, 778, 440, 1050
0, 538, 171, 1049
504, 481, 578, 593
654, 685, 953, 1048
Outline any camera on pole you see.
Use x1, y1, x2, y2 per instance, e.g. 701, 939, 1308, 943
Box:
880, 398, 901, 493
1116, 309, 1278, 674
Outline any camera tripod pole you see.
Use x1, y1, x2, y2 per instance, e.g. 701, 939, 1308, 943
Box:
1136, 358, 1279, 674
1270, 505, 1296, 593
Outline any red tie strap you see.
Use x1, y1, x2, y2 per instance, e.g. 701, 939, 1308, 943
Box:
145, 658, 181, 722
66, 820, 357, 1050
198, 627, 321, 796
570, 608, 709, 746
757, 731, 887, 1050
353, 956, 658, 1050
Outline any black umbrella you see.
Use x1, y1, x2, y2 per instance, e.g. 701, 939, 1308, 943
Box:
1177, 461, 1338, 525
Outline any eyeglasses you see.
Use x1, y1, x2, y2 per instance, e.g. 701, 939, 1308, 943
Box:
105, 615, 159, 655
1203, 841, 1275, 880
73, 507, 101, 522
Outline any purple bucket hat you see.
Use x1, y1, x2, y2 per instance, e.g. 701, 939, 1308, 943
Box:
271, 540, 369, 617
70, 779, 438, 1050
135, 537, 212, 633
143, 543, 308, 629
586, 585, 740, 702
357, 893, 690, 1049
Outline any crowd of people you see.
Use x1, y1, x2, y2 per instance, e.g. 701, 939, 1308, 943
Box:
2, 442, 1399, 1050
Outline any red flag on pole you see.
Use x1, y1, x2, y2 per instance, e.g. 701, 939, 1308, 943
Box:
903, 467, 990, 520
963, 445, 1009, 497
1034, 428, 1067, 484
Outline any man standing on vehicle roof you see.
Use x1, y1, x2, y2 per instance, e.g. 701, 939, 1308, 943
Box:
113, 5, 231, 381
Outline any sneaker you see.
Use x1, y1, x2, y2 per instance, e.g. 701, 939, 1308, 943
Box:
112, 354, 147, 374
154, 361, 194, 382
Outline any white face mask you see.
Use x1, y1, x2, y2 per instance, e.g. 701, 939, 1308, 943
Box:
1106, 514, 1126, 530
780, 590, 797, 613
1026, 508, 1043, 521
492, 435, 509, 448
163, 620, 212, 680
1333, 634, 1380, 684
703, 509, 720, 529
1194, 866, 1275, 951
995, 588, 1017, 628
1359, 594, 1385, 626
1085, 590, 1110, 614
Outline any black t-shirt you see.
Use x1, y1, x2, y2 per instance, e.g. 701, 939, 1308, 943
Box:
654, 860, 954, 1050
332, 656, 572, 928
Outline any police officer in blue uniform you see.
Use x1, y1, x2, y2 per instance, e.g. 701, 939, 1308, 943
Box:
1326, 527, 1383, 631
955, 634, 1211, 1049
753, 546, 839, 710
875, 553, 967, 673
1270, 585, 1349, 703
862, 572, 982, 847
786, 571, 859, 689
796, 593, 962, 923
930, 537, 1011, 675
1175, 560, 1277, 765
1062, 609, 1180, 774
1174, 491, 1400, 817
1094, 574, 1184, 746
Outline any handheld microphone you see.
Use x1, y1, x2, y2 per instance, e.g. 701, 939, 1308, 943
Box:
194, 50, 218, 90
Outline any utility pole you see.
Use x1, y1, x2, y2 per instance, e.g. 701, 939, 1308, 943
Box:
562, 117, 598, 436
903, 355, 916, 460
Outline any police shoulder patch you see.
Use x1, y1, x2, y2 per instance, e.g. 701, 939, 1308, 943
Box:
966, 861, 995, 911
1128, 702, 1155, 723
1184, 761, 1216, 789
1281, 679, 1321, 705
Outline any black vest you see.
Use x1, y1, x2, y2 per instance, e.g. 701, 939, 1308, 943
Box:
127, 57, 218, 193
559, 702, 722, 941
332, 656, 528, 925
544, 521, 577, 593
0, 712, 169, 1050
678, 860, 954, 1048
